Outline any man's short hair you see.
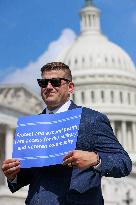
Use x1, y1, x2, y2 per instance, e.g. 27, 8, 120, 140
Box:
41, 62, 72, 81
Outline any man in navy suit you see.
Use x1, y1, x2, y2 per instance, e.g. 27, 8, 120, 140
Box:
2, 62, 132, 205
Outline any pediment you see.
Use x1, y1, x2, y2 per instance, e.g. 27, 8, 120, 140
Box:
0, 85, 44, 115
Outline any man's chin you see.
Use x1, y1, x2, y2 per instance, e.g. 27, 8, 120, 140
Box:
45, 99, 58, 108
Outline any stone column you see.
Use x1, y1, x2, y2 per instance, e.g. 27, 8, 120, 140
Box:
127, 128, 132, 151
116, 124, 122, 144
2, 125, 14, 185
105, 89, 111, 105
132, 122, 136, 152
121, 121, 127, 149
124, 91, 128, 106
95, 89, 99, 105
85, 89, 90, 106
111, 121, 115, 133
114, 90, 120, 105
86, 14, 89, 28
74, 90, 81, 105
5, 126, 14, 160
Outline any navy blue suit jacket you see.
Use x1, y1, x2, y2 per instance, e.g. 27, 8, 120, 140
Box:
8, 101, 132, 205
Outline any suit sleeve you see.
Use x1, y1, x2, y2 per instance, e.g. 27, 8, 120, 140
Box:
8, 168, 32, 193
92, 113, 132, 177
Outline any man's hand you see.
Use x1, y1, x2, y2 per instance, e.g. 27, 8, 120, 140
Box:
1, 159, 20, 181
63, 150, 98, 169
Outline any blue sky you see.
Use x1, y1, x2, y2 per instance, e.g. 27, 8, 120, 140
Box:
0, 0, 136, 90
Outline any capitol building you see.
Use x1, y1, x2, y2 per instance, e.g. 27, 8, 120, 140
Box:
0, 0, 136, 204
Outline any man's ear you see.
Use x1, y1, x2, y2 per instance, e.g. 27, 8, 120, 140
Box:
68, 82, 74, 94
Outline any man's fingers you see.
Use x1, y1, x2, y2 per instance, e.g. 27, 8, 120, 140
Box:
2, 159, 20, 170
1, 159, 20, 181
6, 168, 20, 181
3, 159, 18, 164
3, 165, 20, 180
2, 161, 20, 171
2, 160, 20, 180
63, 151, 74, 160
62, 156, 74, 165
4, 165, 20, 174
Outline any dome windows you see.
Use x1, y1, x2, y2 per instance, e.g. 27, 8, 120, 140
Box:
69, 57, 87, 67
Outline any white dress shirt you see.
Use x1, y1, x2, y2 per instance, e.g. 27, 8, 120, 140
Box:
46, 100, 71, 114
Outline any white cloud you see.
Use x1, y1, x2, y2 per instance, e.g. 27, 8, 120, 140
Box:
2, 28, 76, 91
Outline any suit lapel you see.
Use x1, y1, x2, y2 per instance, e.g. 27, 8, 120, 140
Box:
68, 100, 82, 110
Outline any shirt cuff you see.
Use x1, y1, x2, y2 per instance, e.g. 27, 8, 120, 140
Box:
93, 158, 101, 169
93, 152, 101, 170
8, 176, 17, 184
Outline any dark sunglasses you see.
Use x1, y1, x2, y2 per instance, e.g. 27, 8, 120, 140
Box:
37, 78, 70, 88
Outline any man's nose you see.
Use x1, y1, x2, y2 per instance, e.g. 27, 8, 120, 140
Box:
46, 82, 53, 89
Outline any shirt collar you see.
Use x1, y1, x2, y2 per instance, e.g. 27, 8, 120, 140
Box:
46, 100, 71, 114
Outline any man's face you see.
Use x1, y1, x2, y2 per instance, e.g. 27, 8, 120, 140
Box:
41, 70, 74, 110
